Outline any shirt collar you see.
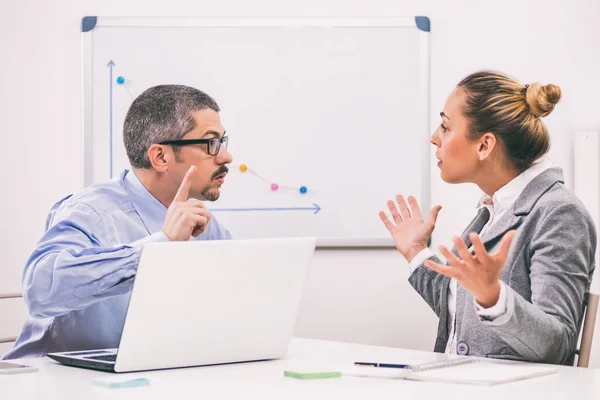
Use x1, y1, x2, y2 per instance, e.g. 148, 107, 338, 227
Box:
123, 169, 168, 234
477, 157, 555, 211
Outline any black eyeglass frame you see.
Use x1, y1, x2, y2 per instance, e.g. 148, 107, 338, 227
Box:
158, 136, 229, 156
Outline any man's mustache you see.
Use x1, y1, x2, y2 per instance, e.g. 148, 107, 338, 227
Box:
211, 166, 229, 180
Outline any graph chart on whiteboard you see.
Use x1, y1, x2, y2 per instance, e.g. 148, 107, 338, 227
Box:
104, 64, 321, 219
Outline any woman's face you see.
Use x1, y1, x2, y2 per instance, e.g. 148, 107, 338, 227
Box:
431, 88, 482, 184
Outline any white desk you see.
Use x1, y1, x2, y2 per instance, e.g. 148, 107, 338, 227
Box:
1, 338, 599, 400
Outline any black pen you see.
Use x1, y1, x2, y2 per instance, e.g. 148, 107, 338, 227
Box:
354, 362, 411, 369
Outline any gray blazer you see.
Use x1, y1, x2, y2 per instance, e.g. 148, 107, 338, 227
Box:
409, 167, 596, 365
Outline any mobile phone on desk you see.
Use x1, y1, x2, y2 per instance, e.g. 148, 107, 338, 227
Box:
0, 361, 38, 374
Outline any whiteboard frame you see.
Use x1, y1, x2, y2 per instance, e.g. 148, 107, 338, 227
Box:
81, 17, 431, 248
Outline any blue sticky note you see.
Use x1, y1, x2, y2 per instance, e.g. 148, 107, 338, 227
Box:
91, 376, 150, 388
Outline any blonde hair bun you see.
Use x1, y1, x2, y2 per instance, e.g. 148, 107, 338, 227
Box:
525, 83, 562, 118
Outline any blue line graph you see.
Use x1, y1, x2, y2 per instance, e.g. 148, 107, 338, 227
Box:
107, 60, 115, 179
107, 64, 320, 215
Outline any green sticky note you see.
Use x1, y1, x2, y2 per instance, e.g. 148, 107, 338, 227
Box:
284, 370, 342, 380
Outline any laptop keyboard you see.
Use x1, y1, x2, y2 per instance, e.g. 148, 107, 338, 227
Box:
86, 354, 117, 362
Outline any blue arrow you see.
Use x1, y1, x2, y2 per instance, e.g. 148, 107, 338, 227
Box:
210, 203, 321, 214
107, 60, 115, 179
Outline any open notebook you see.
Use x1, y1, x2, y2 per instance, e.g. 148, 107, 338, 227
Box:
344, 357, 558, 386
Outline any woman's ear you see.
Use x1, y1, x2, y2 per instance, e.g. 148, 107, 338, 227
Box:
147, 144, 169, 172
477, 133, 497, 161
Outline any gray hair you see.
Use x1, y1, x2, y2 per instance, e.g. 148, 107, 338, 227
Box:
123, 85, 220, 169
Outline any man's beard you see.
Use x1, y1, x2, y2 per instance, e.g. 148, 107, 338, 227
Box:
201, 165, 229, 201
201, 186, 220, 201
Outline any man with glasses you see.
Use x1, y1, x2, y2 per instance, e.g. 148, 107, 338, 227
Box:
3, 85, 233, 359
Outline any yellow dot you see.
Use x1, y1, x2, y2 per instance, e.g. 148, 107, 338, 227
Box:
239, 164, 248, 172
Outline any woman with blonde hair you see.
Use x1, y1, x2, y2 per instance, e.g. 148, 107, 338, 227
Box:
380, 70, 596, 365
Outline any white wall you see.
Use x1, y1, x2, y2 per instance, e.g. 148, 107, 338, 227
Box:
1, 0, 600, 366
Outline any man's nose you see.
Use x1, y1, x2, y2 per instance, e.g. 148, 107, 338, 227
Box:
216, 145, 233, 164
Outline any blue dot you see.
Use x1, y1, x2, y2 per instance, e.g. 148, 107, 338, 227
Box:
299, 186, 307, 194
116, 76, 125, 85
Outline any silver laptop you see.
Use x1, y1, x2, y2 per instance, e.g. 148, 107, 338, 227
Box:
47, 237, 316, 373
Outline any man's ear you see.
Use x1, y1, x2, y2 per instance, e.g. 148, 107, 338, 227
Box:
147, 144, 169, 172
477, 132, 497, 161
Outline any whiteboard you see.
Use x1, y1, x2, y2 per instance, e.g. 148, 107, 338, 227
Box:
82, 17, 431, 247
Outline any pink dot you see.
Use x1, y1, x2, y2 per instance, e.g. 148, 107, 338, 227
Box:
270, 183, 279, 191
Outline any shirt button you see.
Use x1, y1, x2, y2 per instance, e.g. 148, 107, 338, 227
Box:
457, 342, 469, 355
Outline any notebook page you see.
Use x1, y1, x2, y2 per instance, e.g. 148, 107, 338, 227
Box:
408, 361, 557, 385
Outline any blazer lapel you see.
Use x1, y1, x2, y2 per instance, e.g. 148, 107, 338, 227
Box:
450, 208, 490, 257
481, 167, 565, 249
479, 212, 522, 250
460, 208, 489, 244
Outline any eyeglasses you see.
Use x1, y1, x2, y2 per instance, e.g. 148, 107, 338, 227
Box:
159, 136, 229, 156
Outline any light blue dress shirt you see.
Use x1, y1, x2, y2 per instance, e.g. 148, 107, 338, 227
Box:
2, 170, 231, 359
